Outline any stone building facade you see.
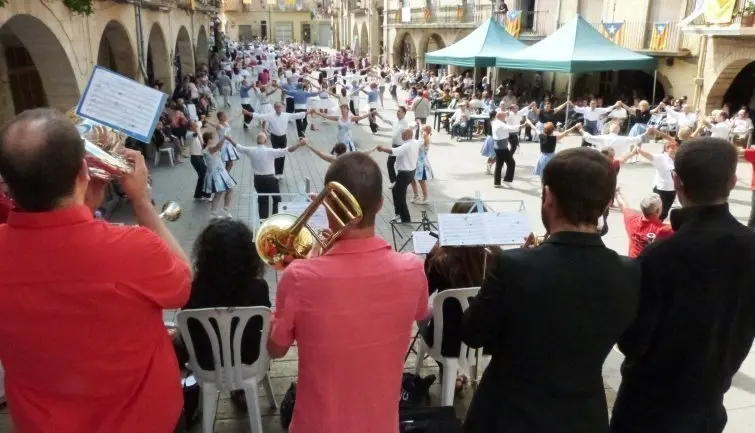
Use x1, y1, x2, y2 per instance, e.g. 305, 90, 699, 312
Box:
0, 0, 218, 125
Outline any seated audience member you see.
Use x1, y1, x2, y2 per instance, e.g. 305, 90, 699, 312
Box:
179, 218, 270, 410
0, 174, 14, 224
422, 197, 494, 393
0, 108, 191, 433
462, 148, 639, 433
267, 153, 429, 433
614, 190, 673, 258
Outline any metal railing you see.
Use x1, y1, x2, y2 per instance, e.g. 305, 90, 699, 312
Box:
571, 21, 687, 53
387, 5, 551, 35
684, 0, 752, 26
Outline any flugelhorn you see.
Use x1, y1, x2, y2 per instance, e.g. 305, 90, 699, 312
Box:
67, 108, 133, 181
255, 182, 363, 269
159, 201, 182, 221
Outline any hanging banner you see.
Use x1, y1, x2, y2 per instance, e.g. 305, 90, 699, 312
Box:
296, 0, 304, 10
704, 0, 736, 24
650, 21, 670, 51
402, 6, 411, 23
278, 0, 286, 10
601, 21, 625, 45
505, 10, 522, 38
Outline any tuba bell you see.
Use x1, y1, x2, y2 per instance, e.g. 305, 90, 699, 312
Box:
255, 182, 362, 269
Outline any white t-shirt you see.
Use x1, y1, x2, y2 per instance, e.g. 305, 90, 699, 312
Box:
651, 153, 675, 191
393, 139, 422, 171
187, 132, 204, 156
710, 121, 732, 139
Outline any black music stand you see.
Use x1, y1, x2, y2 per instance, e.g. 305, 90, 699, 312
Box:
390, 211, 438, 253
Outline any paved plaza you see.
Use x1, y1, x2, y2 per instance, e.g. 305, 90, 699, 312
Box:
3, 89, 755, 432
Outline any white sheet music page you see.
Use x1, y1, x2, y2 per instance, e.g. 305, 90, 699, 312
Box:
76, 66, 167, 143
484, 212, 532, 245
279, 202, 328, 230
438, 213, 486, 246
412, 231, 438, 254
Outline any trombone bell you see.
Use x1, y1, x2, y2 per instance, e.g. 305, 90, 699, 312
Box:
255, 182, 362, 269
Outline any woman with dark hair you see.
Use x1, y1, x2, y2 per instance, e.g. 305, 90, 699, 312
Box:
182, 219, 271, 410
421, 197, 494, 393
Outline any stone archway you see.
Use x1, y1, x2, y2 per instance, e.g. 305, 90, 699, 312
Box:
0, 14, 80, 121
196, 25, 210, 68
97, 20, 137, 79
175, 26, 195, 82
705, 58, 753, 113
147, 23, 172, 93
392, 32, 416, 69
352, 22, 359, 55
420, 32, 445, 71
360, 22, 368, 58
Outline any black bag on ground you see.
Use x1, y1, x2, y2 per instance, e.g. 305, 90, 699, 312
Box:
400, 372, 436, 408
399, 406, 462, 433
280, 382, 297, 430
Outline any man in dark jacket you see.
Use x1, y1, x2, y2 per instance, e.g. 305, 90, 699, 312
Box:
461, 147, 640, 433
611, 137, 755, 433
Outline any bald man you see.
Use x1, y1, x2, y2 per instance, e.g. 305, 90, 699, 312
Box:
246, 101, 307, 179
0, 109, 190, 433
234, 131, 307, 219
377, 127, 422, 222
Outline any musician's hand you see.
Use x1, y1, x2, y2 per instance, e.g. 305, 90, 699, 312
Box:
119, 149, 150, 203
308, 228, 333, 258
84, 178, 108, 213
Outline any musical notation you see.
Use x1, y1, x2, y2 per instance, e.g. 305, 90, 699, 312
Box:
438, 212, 531, 246
279, 202, 328, 230
412, 231, 438, 254
77, 67, 166, 142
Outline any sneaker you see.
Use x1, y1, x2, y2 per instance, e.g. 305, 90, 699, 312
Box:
410, 196, 419, 203
485, 165, 492, 175
210, 211, 221, 219
416, 198, 429, 205
388, 182, 395, 189
222, 208, 233, 219
390, 215, 401, 223
275, 174, 283, 180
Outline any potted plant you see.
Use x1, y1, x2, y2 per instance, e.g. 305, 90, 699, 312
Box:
741, 1, 755, 27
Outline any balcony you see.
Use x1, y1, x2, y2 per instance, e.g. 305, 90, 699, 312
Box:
386, 5, 551, 37
681, 0, 755, 36
574, 21, 692, 55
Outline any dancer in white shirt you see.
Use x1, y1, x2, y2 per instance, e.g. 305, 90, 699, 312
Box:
569, 99, 619, 142
246, 102, 307, 179
376, 128, 422, 223
490, 111, 533, 188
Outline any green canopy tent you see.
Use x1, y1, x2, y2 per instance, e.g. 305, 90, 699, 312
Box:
495, 16, 659, 119
425, 17, 525, 85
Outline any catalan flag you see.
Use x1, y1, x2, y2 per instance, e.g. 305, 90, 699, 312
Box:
650, 21, 670, 51
505, 10, 522, 38
601, 22, 625, 46
704, 0, 737, 24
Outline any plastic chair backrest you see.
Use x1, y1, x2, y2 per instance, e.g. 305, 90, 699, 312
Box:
177, 307, 272, 392
430, 287, 480, 369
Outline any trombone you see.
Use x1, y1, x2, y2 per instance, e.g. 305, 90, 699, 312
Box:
255, 182, 362, 269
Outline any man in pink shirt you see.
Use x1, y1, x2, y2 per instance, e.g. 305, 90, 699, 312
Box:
268, 153, 429, 433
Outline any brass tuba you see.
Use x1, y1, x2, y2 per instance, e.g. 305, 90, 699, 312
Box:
67, 109, 133, 181
255, 182, 362, 269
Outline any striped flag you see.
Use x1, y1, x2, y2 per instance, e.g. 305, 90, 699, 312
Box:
704, 0, 737, 24
601, 22, 625, 45
650, 21, 670, 51
277, 0, 285, 9
505, 10, 522, 38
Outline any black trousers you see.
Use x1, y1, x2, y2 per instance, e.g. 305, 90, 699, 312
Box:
508, 133, 520, 153
415, 117, 426, 139
285, 97, 295, 113
349, 100, 358, 116
369, 108, 378, 133
393, 170, 415, 222
190, 155, 208, 199
241, 103, 254, 126
653, 187, 676, 221
748, 191, 755, 229
270, 134, 287, 175
524, 124, 533, 141
254, 175, 280, 219
611, 396, 727, 433
494, 146, 515, 185
294, 108, 307, 137
387, 144, 399, 183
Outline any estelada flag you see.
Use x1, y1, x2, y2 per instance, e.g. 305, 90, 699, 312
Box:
505, 10, 522, 38
601, 22, 625, 45
650, 21, 670, 51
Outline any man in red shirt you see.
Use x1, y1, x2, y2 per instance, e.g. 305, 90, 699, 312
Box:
616, 189, 673, 257
0, 109, 191, 433
740, 147, 755, 228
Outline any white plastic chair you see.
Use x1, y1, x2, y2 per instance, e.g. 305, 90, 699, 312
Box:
154, 147, 175, 167
414, 287, 489, 406
177, 307, 278, 433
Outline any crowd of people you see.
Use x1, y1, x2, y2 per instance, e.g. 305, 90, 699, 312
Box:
1, 39, 755, 433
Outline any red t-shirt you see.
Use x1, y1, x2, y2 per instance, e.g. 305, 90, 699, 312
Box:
623, 208, 674, 258
743, 149, 755, 190
0, 205, 191, 433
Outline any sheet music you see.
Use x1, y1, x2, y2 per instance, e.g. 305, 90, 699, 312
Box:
438, 213, 487, 246
76, 66, 167, 143
412, 231, 438, 254
279, 202, 328, 231
483, 212, 532, 245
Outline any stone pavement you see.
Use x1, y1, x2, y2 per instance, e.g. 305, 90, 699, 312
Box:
3, 86, 755, 432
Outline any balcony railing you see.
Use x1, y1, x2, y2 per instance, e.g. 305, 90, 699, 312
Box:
387, 5, 551, 36
681, 0, 755, 34
571, 21, 689, 53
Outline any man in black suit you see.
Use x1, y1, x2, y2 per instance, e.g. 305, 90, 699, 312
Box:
461, 147, 640, 433
611, 138, 755, 433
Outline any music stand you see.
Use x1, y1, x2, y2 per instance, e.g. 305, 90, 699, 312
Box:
390, 210, 438, 253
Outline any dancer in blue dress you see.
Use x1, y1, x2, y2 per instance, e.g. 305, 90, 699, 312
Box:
201, 131, 237, 219
411, 123, 433, 205
311, 104, 371, 152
